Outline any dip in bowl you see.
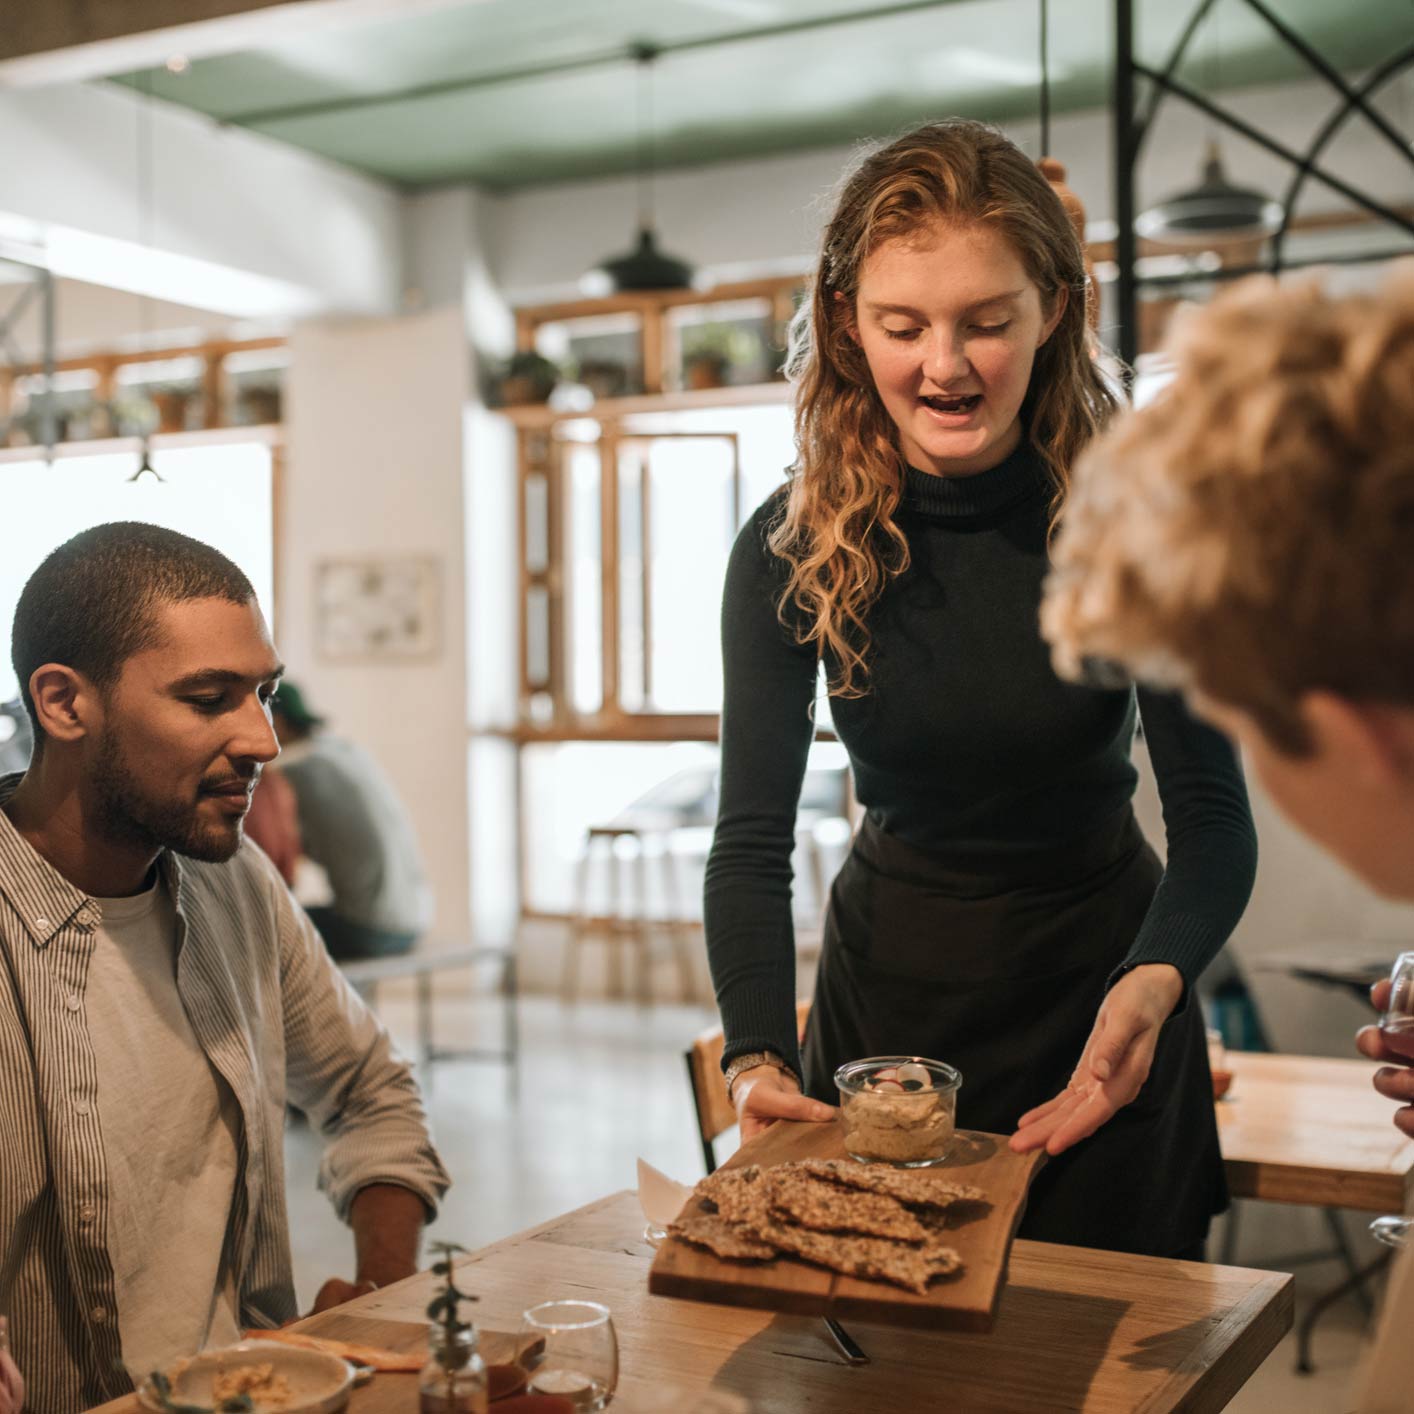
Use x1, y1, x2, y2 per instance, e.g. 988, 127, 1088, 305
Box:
835, 1056, 962, 1167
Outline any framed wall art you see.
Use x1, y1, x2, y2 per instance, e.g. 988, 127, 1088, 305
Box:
314, 555, 440, 661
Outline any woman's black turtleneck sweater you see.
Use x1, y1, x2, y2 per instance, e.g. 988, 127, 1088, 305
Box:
704, 442, 1258, 1076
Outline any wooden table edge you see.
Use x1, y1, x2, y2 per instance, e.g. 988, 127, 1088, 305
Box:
1140, 1268, 1295, 1414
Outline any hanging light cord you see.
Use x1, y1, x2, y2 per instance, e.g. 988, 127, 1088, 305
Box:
137, 70, 154, 357
130, 69, 161, 483
1038, 0, 1051, 157
633, 43, 658, 236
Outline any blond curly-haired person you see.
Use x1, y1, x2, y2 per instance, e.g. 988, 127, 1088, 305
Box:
1039, 267, 1414, 1410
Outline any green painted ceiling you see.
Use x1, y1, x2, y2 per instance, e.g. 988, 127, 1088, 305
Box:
109, 0, 1414, 189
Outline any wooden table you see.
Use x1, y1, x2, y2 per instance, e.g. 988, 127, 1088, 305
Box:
1215, 1050, 1414, 1372
1217, 1051, 1414, 1213
89, 1164, 1292, 1411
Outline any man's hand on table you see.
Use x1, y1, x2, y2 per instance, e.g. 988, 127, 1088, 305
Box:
733, 1065, 835, 1143
310, 1277, 378, 1314
301, 1183, 431, 1316
1357, 979, 1414, 1140
0, 1349, 24, 1414
1010, 963, 1184, 1157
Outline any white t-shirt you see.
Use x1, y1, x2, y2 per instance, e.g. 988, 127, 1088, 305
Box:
85, 875, 243, 1379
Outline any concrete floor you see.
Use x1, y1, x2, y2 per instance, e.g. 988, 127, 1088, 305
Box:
284, 983, 1380, 1411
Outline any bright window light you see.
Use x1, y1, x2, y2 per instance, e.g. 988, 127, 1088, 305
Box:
0, 442, 274, 703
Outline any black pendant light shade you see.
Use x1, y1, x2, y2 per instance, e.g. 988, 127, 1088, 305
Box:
587, 44, 695, 293
1136, 143, 1283, 245
599, 226, 694, 292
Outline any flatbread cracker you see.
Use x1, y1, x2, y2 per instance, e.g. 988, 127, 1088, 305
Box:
797, 1158, 987, 1213
670, 1214, 779, 1261
768, 1169, 927, 1242
759, 1223, 933, 1294
697, 1166, 776, 1228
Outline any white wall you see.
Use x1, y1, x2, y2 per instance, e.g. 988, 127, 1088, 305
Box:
283, 307, 471, 940
0, 78, 402, 318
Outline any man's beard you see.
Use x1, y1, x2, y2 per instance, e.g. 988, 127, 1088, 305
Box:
89, 728, 248, 864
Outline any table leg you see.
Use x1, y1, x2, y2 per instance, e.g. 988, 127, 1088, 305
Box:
1296, 1249, 1391, 1375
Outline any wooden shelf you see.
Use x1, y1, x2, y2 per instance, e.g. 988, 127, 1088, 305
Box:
499, 379, 792, 428
0, 422, 282, 466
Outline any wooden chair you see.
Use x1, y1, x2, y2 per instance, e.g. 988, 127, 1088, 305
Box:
684, 1000, 812, 1174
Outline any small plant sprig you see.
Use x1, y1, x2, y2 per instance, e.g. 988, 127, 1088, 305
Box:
425, 1241, 479, 1359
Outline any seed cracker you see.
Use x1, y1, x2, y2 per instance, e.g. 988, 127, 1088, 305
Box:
768, 1169, 927, 1242
670, 1213, 780, 1261
797, 1159, 988, 1213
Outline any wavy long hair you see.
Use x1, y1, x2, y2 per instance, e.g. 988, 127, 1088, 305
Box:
772, 119, 1120, 697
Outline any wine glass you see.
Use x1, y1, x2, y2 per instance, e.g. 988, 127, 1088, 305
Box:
1370, 952, 1414, 1249
517, 1301, 617, 1410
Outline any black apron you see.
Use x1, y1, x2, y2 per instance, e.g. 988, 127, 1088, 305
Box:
801, 808, 1225, 1259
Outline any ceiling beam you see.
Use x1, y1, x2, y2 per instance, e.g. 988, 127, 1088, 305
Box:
0, 0, 479, 87
182, 0, 967, 128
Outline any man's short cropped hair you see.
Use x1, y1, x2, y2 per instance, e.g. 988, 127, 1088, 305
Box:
1042, 265, 1414, 755
11, 521, 255, 748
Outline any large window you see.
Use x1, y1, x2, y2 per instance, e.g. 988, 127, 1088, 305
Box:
0, 438, 275, 704
520, 401, 797, 725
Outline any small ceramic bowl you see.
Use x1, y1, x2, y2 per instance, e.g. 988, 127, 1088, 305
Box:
137, 1340, 353, 1414
835, 1056, 962, 1167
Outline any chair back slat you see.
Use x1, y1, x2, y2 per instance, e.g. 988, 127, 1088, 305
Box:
685, 1000, 812, 1173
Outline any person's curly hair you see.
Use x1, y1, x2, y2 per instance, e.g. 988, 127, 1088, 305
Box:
773, 118, 1118, 697
1042, 265, 1414, 755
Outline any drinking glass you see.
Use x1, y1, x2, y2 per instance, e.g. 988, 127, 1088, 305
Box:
1370, 952, 1414, 1249
517, 1301, 617, 1410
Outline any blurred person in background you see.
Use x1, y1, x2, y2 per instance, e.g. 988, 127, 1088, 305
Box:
0, 699, 32, 775
270, 682, 433, 960
242, 759, 302, 886
1040, 266, 1414, 1410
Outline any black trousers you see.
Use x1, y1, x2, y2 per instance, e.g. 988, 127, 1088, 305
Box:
801, 810, 1226, 1260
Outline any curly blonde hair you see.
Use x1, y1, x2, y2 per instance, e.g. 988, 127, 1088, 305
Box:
772, 119, 1119, 696
1042, 265, 1414, 755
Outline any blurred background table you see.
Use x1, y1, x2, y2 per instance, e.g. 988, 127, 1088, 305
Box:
1216, 1049, 1414, 1371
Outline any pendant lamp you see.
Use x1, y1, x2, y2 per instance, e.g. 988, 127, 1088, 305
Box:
586, 45, 694, 293
1136, 141, 1284, 244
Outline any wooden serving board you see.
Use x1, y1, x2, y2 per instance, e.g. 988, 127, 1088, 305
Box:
648, 1118, 1044, 1332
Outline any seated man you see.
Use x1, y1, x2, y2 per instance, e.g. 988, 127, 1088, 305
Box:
0, 522, 450, 1413
1036, 268, 1414, 1403
266, 682, 433, 961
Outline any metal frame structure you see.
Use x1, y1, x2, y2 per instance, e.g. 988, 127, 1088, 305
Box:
1113, 0, 1414, 366
0, 255, 56, 453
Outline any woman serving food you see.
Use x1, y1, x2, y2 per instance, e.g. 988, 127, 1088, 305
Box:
704, 119, 1257, 1259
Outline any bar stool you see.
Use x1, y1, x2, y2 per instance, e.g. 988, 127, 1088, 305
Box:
566, 818, 698, 1003
566, 767, 718, 1004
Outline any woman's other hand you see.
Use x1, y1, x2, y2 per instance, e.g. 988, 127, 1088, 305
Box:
1010, 963, 1184, 1156
732, 1064, 835, 1143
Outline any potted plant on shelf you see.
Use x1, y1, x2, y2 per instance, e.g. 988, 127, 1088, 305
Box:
148, 384, 193, 434
680, 322, 759, 390
497, 351, 564, 406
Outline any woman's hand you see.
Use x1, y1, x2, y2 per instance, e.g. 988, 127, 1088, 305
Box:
732, 1064, 835, 1144
1010, 963, 1184, 1157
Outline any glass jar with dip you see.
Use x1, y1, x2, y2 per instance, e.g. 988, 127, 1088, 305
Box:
835, 1056, 962, 1167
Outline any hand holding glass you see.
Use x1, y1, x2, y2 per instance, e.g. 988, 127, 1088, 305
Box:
1370, 952, 1414, 1249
